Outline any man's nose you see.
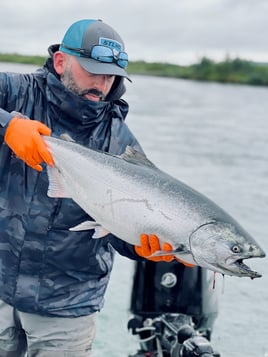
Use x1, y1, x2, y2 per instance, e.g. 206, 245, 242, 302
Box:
92, 75, 109, 91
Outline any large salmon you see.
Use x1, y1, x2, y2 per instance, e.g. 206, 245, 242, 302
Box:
44, 135, 265, 278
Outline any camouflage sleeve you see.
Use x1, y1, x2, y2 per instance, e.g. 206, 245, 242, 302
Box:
0, 108, 13, 140
0, 72, 31, 130
0, 108, 13, 127
0, 73, 14, 138
109, 235, 146, 261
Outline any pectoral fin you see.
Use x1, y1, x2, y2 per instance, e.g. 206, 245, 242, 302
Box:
69, 220, 110, 238
149, 249, 196, 267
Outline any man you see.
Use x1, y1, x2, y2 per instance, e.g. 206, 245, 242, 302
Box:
0, 19, 175, 356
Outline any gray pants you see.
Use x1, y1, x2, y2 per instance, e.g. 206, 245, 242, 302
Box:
0, 300, 96, 356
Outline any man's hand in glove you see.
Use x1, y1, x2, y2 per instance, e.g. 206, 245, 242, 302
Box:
4, 117, 54, 172
134, 234, 175, 262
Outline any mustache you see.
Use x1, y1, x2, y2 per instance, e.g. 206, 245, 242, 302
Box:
79, 88, 105, 100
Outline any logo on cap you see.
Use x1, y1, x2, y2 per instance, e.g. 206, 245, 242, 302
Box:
99, 37, 122, 52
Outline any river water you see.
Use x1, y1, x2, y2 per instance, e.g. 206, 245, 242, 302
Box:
1, 63, 267, 357
96, 75, 268, 357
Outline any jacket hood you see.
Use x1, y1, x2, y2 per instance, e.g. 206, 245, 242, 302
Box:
45, 72, 129, 147
46, 72, 112, 127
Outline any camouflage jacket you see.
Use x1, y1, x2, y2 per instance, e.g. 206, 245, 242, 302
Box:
0, 66, 142, 317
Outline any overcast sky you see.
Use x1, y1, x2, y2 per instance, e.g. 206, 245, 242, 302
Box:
1, 0, 268, 65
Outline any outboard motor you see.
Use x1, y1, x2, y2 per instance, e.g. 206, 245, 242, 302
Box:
128, 261, 220, 357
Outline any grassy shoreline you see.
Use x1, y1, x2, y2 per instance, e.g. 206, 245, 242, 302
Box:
1, 53, 268, 86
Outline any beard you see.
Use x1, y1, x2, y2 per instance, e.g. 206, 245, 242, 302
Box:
60, 63, 105, 101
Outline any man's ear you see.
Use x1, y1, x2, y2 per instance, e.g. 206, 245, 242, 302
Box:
53, 51, 67, 75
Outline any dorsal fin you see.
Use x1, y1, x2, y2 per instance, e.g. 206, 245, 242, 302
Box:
59, 133, 75, 142
120, 146, 156, 168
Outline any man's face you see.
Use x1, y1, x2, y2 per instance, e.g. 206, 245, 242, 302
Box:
58, 54, 115, 102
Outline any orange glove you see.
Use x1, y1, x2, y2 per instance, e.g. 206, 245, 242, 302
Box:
135, 234, 175, 262
4, 117, 54, 172
135, 234, 195, 267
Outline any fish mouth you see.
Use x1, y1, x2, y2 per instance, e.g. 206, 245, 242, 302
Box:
223, 257, 263, 279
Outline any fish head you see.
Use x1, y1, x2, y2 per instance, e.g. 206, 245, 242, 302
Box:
189, 221, 266, 278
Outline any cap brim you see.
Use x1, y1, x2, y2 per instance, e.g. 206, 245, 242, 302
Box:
77, 57, 132, 82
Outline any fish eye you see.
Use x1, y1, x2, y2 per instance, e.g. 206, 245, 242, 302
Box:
232, 245, 241, 253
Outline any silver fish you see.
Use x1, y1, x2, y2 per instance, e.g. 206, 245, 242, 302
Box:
44, 135, 266, 279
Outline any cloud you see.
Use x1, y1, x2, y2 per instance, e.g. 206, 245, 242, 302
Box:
1, 0, 268, 64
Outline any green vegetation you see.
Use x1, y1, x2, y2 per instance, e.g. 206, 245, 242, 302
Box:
1, 52, 268, 86
127, 57, 268, 86
0, 53, 46, 66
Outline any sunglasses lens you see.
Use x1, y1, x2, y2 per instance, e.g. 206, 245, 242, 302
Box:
91, 46, 113, 63
91, 46, 128, 68
117, 52, 128, 68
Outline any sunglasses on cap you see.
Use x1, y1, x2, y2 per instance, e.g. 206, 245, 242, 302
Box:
61, 44, 128, 69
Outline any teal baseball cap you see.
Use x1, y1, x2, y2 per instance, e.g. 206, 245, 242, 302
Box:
59, 19, 131, 80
